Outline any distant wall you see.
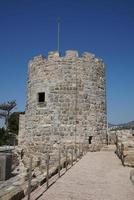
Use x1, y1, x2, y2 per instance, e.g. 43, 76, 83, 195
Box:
18, 114, 25, 146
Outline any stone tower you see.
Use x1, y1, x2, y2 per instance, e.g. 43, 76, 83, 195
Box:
19, 50, 107, 156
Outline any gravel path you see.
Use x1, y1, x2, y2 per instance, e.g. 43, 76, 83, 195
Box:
39, 151, 134, 200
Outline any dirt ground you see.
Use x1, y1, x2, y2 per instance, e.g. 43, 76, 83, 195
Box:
38, 150, 134, 200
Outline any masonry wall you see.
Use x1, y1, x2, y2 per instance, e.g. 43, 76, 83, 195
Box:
19, 50, 107, 157
18, 114, 25, 145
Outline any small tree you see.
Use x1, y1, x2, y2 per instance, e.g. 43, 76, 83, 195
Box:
8, 112, 23, 135
0, 100, 16, 130
0, 101, 17, 146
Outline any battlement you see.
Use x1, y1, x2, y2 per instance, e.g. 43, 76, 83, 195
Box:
29, 50, 102, 63
65, 50, 79, 58
82, 52, 95, 60
48, 51, 60, 60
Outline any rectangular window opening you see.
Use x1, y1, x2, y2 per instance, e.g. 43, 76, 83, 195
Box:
88, 136, 93, 144
38, 92, 45, 103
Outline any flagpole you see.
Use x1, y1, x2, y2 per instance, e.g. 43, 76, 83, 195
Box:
57, 18, 60, 53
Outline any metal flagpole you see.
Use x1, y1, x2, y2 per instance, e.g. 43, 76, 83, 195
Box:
57, 18, 60, 53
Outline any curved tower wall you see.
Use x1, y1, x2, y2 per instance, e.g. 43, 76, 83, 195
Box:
19, 50, 107, 154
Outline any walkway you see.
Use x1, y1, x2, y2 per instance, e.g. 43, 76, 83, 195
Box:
38, 150, 134, 200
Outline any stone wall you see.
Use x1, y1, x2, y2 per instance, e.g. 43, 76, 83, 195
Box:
18, 50, 107, 161
18, 114, 25, 146
114, 129, 134, 167
109, 129, 133, 144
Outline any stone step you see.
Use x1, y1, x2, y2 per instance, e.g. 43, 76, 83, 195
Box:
101, 145, 116, 152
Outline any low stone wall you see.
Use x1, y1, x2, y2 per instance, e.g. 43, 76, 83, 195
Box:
108, 130, 116, 144
130, 169, 134, 184
0, 144, 88, 200
115, 129, 134, 167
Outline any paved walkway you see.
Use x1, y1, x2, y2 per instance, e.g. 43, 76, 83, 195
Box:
38, 150, 134, 200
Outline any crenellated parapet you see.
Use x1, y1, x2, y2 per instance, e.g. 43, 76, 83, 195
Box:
27, 50, 104, 84
28, 50, 103, 62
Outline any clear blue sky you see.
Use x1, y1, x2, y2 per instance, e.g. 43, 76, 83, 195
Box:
0, 0, 134, 124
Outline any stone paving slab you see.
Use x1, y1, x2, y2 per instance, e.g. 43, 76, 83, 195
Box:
38, 151, 134, 200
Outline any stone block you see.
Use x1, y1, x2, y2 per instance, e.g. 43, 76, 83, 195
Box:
65, 50, 78, 58
0, 153, 12, 181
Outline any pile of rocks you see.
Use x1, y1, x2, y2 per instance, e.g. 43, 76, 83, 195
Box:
115, 129, 134, 167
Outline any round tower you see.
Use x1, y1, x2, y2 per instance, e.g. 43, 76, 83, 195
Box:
19, 50, 107, 158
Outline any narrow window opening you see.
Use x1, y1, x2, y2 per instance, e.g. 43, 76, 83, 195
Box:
38, 92, 45, 103
88, 136, 93, 144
